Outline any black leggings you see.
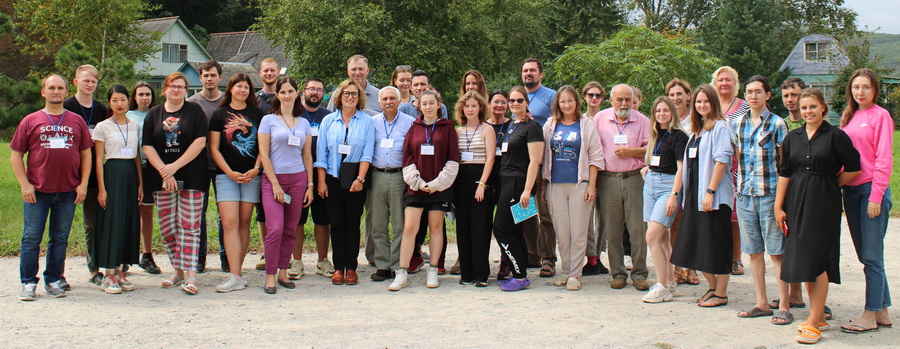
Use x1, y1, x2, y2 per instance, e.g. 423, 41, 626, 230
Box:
454, 164, 494, 282
324, 175, 367, 271
492, 175, 529, 279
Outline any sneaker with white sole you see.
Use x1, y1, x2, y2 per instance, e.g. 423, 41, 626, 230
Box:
255, 255, 266, 270
316, 259, 335, 277
642, 283, 673, 303
101, 276, 122, 294
117, 275, 136, 292
216, 275, 247, 293
20, 283, 37, 301
624, 256, 634, 270
44, 280, 66, 298
388, 269, 408, 291
566, 277, 582, 291
288, 259, 304, 280
667, 283, 679, 297
426, 266, 440, 288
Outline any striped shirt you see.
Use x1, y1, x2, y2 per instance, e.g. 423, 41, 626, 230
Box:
457, 123, 488, 164
731, 109, 788, 196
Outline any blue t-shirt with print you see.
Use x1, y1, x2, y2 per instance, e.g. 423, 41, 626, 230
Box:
551, 121, 581, 183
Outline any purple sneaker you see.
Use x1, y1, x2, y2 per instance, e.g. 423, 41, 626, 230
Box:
500, 277, 530, 291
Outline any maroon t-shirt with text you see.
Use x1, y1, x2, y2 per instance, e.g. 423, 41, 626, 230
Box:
9, 110, 93, 193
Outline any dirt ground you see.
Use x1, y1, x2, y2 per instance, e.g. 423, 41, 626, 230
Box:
2, 219, 898, 348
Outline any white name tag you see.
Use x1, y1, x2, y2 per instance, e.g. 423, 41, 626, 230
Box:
88, 126, 95, 136
461, 151, 474, 161
421, 144, 435, 155
288, 135, 302, 146
614, 134, 628, 144
49, 137, 65, 149
380, 138, 394, 149
310, 126, 319, 137
650, 155, 660, 166
496, 147, 502, 156
689, 148, 697, 158
338, 144, 352, 154
121, 148, 134, 157
501, 142, 509, 153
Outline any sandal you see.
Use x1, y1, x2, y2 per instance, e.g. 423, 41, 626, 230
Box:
674, 269, 687, 284
686, 269, 700, 285
738, 305, 774, 318
772, 310, 794, 325
796, 324, 821, 344
824, 305, 833, 320
769, 299, 807, 309
181, 278, 198, 295
731, 261, 744, 275
539, 262, 555, 278
797, 322, 829, 331
699, 295, 728, 308
161, 275, 184, 288
696, 289, 716, 303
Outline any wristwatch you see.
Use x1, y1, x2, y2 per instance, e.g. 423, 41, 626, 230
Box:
706, 188, 716, 195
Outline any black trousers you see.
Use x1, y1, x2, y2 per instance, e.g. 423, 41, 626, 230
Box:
325, 175, 367, 271
454, 164, 494, 282
492, 175, 529, 279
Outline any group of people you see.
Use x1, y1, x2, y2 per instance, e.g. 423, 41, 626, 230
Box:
12, 55, 892, 345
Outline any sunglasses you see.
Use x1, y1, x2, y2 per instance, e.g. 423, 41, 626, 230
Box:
586, 93, 604, 99
395, 65, 411, 70
508, 98, 526, 104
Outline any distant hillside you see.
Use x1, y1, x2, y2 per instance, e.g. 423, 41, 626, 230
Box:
870, 32, 900, 72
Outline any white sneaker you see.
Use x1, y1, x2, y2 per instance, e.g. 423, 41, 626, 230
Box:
102, 276, 123, 294
117, 275, 136, 292
20, 283, 37, 301
624, 256, 634, 270
388, 269, 408, 291
426, 266, 440, 288
642, 283, 673, 303
316, 259, 335, 277
216, 275, 247, 293
667, 283, 679, 297
288, 259, 304, 280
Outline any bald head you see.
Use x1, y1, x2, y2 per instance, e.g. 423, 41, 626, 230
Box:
610, 84, 634, 119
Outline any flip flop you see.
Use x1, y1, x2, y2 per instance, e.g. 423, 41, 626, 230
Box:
841, 323, 878, 334
738, 305, 774, 318
699, 295, 728, 308
769, 299, 807, 309
878, 322, 893, 328
696, 289, 716, 303
824, 305, 833, 320
772, 310, 794, 325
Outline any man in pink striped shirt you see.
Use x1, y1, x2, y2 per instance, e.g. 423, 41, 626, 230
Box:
593, 84, 650, 290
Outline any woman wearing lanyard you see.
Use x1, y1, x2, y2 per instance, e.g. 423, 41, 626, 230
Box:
142, 72, 209, 295
665, 78, 697, 285
315, 79, 375, 286
839, 68, 895, 335
492, 86, 544, 292
390, 90, 459, 291
127, 81, 162, 275
92, 85, 142, 294
209, 73, 265, 293
670, 84, 734, 307
541, 85, 603, 291
452, 91, 496, 287
640, 97, 688, 302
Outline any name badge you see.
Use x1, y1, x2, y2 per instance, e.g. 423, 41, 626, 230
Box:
461, 151, 474, 161
49, 137, 65, 149
121, 148, 134, 157
288, 135, 302, 146
310, 126, 319, 137
88, 125, 95, 136
650, 155, 661, 166
380, 138, 394, 149
421, 144, 435, 155
338, 144, 352, 154
501, 142, 509, 153
688, 148, 697, 158
614, 134, 628, 144
495, 147, 502, 156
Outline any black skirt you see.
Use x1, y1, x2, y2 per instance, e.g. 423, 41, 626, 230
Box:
93, 159, 141, 268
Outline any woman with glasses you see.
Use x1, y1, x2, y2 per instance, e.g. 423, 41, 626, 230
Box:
142, 72, 209, 295
315, 80, 375, 286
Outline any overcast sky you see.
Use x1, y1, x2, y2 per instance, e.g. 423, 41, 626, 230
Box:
844, 0, 900, 34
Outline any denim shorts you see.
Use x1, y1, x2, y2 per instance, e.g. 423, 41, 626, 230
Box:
736, 194, 783, 255
642, 171, 677, 227
215, 174, 261, 203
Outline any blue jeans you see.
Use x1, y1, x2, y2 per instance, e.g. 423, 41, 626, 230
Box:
843, 182, 892, 311
20, 191, 77, 284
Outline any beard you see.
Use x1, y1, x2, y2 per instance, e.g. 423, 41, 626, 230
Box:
524, 80, 538, 89
305, 95, 321, 108
615, 107, 630, 119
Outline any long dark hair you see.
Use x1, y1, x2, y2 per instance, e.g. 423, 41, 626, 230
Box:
841, 68, 881, 128
220, 73, 259, 108
270, 76, 304, 116
128, 81, 156, 110
106, 84, 130, 118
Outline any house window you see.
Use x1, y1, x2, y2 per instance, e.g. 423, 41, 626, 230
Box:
805, 42, 828, 62
162, 43, 188, 63
809, 83, 834, 104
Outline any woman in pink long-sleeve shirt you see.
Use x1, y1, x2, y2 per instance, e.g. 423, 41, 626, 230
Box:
839, 68, 894, 334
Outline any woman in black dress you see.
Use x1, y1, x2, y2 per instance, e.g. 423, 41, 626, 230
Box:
775, 88, 860, 344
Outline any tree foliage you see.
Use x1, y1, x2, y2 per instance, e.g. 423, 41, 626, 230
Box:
625, 0, 711, 31
149, 0, 260, 34
830, 32, 894, 117
0, 74, 42, 130
546, 26, 721, 115
544, 0, 626, 53
14, 0, 160, 64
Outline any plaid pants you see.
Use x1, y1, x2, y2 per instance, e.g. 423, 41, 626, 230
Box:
153, 190, 204, 271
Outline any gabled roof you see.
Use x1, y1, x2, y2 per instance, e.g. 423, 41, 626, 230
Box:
182, 61, 264, 89
206, 31, 291, 69
135, 16, 212, 59
779, 34, 849, 75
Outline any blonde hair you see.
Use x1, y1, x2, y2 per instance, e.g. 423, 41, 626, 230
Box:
455, 91, 488, 126
711, 66, 740, 96
75, 64, 99, 80
332, 79, 366, 111
645, 97, 684, 164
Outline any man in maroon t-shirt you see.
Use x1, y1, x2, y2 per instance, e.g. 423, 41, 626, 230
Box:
11, 74, 93, 301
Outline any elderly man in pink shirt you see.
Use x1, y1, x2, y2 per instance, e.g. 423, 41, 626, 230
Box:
593, 84, 651, 290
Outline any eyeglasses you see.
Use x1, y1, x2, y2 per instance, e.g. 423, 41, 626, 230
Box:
342, 91, 360, 98
586, 93, 604, 99
491, 100, 508, 105
167, 85, 186, 91
396, 65, 411, 70
305, 87, 325, 94
508, 98, 526, 104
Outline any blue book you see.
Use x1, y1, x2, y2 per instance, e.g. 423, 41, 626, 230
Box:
510, 196, 538, 224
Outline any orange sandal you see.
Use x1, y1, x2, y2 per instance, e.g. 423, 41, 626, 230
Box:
796, 324, 821, 344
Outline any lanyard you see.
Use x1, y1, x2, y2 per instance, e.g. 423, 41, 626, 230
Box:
690, 135, 701, 149
303, 109, 321, 127
495, 121, 509, 144
114, 119, 129, 146
42, 110, 65, 137
383, 116, 396, 139
653, 130, 668, 156
342, 115, 354, 144
615, 119, 629, 134
79, 103, 94, 126
464, 123, 481, 151
504, 122, 521, 144
424, 120, 437, 144
280, 114, 296, 136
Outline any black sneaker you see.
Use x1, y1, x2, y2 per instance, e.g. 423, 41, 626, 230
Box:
220, 253, 230, 272
88, 272, 103, 286
582, 262, 610, 276
197, 254, 207, 273
370, 269, 392, 281
139, 255, 161, 274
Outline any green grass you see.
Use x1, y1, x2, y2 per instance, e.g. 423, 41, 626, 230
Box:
0, 142, 456, 256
